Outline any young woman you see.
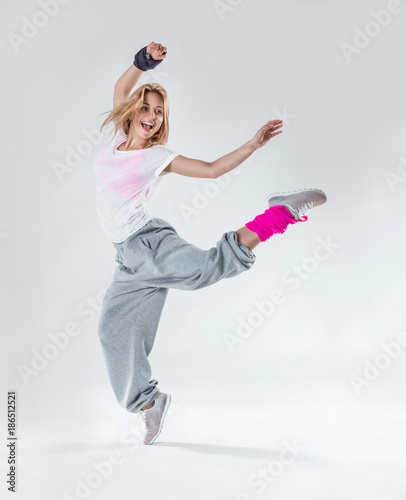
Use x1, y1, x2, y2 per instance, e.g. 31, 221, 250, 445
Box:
94, 41, 327, 445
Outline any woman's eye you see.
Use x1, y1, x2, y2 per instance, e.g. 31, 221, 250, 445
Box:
141, 106, 161, 113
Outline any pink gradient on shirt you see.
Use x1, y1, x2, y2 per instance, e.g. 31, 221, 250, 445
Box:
95, 143, 158, 200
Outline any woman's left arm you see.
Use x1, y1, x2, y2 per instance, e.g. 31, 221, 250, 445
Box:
164, 120, 283, 178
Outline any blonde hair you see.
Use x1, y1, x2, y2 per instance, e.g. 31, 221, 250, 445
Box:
99, 83, 170, 148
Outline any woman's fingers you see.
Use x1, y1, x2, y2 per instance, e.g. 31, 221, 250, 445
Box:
149, 42, 167, 58
259, 122, 283, 136
262, 120, 282, 130
146, 42, 168, 60
254, 120, 284, 148
253, 119, 284, 147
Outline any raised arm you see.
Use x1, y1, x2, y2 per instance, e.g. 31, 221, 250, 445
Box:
113, 65, 143, 109
113, 42, 167, 109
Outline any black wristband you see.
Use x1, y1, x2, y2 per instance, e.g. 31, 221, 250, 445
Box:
133, 46, 165, 71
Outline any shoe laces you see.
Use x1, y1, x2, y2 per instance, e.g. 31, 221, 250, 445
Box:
140, 410, 148, 429
297, 200, 314, 216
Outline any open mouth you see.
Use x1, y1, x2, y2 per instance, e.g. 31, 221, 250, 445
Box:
141, 122, 153, 131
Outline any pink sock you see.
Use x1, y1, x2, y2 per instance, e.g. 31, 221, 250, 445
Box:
245, 205, 308, 242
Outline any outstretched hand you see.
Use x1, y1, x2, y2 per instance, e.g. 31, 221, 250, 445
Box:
251, 120, 283, 150
146, 41, 167, 61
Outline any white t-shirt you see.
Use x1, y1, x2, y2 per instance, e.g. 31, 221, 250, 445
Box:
93, 131, 179, 243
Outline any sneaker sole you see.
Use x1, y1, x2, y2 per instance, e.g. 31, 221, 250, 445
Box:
145, 393, 172, 445
267, 188, 327, 208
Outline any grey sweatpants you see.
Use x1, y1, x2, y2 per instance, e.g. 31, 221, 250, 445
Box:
97, 217, 256, 413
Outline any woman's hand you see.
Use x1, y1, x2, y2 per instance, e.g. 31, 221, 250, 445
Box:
250, 120, 283, 150
146, 41, 167, 61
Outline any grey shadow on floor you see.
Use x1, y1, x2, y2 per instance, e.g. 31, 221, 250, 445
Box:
152, 441, 317, 461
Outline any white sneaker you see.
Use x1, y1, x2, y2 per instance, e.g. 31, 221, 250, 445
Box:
267, 188, 327, 220
140, 392, 171, 445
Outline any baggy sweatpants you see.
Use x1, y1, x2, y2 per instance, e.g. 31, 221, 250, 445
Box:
97, 217, 256, 414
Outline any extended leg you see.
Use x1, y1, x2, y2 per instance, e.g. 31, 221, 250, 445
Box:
116, 218, 257, 292
116, 206, 299, 292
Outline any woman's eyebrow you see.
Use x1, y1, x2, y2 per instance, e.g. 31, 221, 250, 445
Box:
143, 103, 163, 108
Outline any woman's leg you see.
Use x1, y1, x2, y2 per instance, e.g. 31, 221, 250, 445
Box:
235, 226, 261, 252
116, 204, 301, 293
97, 267, 169, 414
118, 218, 257, 291
235, 204, 299, 251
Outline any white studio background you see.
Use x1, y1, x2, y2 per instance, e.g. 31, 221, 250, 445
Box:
1, 1, 406, 499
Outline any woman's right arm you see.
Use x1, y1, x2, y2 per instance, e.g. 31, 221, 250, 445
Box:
113, 42, 167, 109
113, 65, 143, 109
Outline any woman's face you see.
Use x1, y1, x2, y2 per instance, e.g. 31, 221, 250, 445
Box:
133, 92, 164, 138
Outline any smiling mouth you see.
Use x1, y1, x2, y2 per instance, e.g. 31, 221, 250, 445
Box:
141, 122, 153, 131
